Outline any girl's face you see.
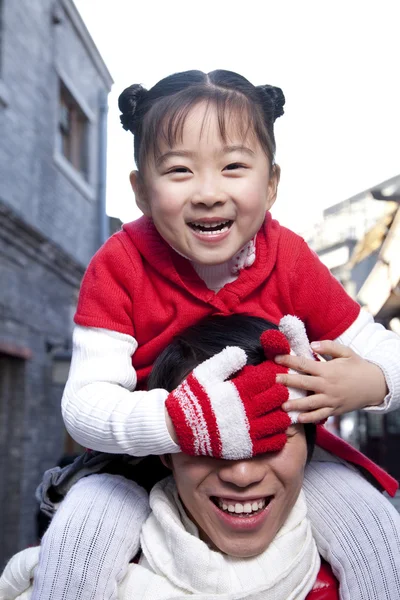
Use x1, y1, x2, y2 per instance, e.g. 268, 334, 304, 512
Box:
131, 102, 279, 265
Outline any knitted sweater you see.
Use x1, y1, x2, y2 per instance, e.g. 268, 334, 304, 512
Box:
0, 481, 339, 600
74, 214, 361, 384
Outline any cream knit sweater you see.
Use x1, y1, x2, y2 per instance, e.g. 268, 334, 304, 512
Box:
0, 479, 320, 600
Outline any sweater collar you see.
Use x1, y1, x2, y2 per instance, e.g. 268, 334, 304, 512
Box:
122, 213, 280, 310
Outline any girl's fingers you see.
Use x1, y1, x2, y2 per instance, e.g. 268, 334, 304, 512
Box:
274, 353, 322, 374
276, 342, 356, 370
282, 393, 328, 413
310, 340, 355, 359
276, 372, 324, 393
297, 407, 333, 424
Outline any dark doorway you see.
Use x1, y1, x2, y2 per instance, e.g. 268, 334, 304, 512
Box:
0, 353, 26, 568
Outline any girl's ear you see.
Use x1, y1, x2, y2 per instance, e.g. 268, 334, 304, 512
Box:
267, 164, 281, 209
130, 170, 152, 217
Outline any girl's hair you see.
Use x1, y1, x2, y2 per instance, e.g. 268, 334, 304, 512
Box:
118, 70, 285, 169
148, 314, 316, 463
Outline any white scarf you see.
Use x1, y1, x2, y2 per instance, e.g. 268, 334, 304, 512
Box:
120, 477, 320, 600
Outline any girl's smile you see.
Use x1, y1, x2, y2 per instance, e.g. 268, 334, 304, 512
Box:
187, 217, 233, 243
131, 101, 279, 266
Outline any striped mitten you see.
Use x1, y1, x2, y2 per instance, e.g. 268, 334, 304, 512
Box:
165, 329, 292, 459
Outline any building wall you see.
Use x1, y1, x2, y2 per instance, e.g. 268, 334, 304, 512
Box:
0, 0, 107, 266
0, 0, 112, 566
0, 203, 85, 556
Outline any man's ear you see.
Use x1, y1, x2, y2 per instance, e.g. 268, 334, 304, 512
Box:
266, 164, 281, 210
160, 454, 173, 470
130, 170, 152, 217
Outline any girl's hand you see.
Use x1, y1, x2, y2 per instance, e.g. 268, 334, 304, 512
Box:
275, 341, 388, 423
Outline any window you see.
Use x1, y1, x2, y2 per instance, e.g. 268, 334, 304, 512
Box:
57, 81, 89, 180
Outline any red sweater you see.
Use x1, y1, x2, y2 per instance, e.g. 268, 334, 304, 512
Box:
75, 213, 360, 387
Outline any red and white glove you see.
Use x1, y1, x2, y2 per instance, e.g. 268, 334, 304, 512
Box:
278, 315, 321, 423
165, 329, 292, 459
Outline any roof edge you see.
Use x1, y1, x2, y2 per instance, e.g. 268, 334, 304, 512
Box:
62, 0, 114, 90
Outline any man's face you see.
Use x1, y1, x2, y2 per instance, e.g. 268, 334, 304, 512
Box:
168, 425, 307, 558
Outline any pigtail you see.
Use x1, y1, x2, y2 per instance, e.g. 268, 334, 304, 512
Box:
118, 84, 148, 133
256, 85, 285, 122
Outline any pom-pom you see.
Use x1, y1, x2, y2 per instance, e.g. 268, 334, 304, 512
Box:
257, 84, 285, 122
118, 84, 148, 132
260, 329, 291, 360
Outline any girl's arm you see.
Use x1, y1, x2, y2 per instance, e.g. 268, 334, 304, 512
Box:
61, 325, 180, 456
335, 308, 400, 412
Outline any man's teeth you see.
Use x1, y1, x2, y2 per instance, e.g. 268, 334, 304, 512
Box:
217, 499, 267, 515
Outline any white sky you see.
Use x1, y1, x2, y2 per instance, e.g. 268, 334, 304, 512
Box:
74, 0, 400, 233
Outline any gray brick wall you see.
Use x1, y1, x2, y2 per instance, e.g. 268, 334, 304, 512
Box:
0, 0, 112, 566
0, 0, 110, 266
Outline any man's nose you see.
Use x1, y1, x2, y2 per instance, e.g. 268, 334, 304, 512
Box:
217, 458, 266, 489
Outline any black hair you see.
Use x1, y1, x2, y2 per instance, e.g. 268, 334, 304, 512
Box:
118, 70, 285, 169
148, 314, 315, 463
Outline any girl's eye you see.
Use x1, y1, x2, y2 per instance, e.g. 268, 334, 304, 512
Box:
224, 163, 246, 171
166, 166, 190, 174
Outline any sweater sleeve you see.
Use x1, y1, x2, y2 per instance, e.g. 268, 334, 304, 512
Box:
0, 546, 39, 600
61, 325, 180, 456
335, 308, 400, 412
291, 241, 360, 342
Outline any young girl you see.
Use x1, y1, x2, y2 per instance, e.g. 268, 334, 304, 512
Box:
32, 70, 400, 600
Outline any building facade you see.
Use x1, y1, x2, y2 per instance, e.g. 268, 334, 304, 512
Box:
0, 0, 112, 566
304, 175, 400, 481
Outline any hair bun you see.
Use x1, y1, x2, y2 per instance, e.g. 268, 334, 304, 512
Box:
257, 85, 285, 122
118, 84, 148, 132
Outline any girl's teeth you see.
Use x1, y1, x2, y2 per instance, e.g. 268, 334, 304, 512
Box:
189, 220, 232, 235
192, 221, 228, 228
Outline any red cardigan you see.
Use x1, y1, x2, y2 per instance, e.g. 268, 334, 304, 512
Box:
75, 214, 360, 386
75, 214, 398, 497
308, 561, 339, 599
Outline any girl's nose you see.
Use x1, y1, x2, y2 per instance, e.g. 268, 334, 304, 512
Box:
191, 192, 227, 208
191, 180, 228, 208
217, 458, 266, 489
